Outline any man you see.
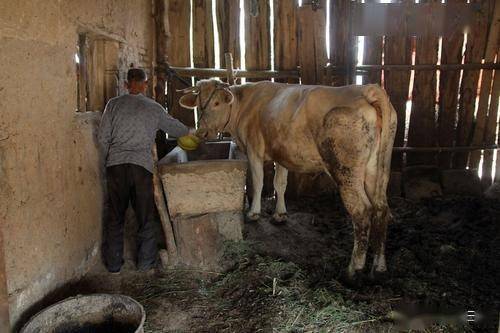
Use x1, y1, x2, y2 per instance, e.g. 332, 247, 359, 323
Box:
98, 68, 190, 273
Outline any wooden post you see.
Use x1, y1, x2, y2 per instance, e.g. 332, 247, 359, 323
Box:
438, 0, 466, 169
152, 146, 179, 265
224, 53, 235, 85
0, 227, 10, 332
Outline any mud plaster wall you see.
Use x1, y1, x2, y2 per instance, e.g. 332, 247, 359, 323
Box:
0, 0, 155, 326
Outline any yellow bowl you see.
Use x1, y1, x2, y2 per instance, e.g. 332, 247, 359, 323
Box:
177, 134, 200, 151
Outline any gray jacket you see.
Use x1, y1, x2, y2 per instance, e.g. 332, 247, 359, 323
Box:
98, 93, 189, 173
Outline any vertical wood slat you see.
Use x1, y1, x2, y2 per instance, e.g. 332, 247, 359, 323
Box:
298, 0, 327, 85
437, 0, 465, 169
166, 0, 195, 126
274, 0, 298, 83
216, 0, 241, 69
469, 0, 498, 169
407, 0, 440, 166
383, 2, 412, 170
362, 0, 382, 85
193, 0, 215, 69
330, 0, 353, 86
244, 0, 271, 78
483, 69, 499, 186
454, 0, 491, 168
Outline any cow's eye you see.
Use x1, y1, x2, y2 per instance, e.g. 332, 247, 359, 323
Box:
214, 102, 220, 106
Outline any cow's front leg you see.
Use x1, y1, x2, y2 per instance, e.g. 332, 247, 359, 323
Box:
272, 163, 288, 223
247, 152, 264, 221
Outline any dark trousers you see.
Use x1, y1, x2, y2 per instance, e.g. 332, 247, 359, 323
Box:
103, 163, 158, 272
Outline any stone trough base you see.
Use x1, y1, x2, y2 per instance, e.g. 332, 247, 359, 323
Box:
171, 212, 243, 272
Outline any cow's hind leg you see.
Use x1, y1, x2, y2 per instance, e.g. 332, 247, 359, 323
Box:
272, 163, 288, 224
365, 162, 392, 280
336, 176, 373, 285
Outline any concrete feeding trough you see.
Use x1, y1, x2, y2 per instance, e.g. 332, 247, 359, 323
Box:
158, 141, 247, 271
21, 294, 145, 333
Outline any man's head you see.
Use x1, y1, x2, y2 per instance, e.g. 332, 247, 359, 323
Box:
125, 68, 148, 94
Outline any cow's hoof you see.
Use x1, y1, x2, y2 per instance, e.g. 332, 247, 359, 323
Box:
341, 270, 365, 289
368, 270, 388, 285
246, 212, 261, 222
271, 213, 288, 225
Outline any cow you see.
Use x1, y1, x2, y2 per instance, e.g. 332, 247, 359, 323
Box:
179, 79, 397, 283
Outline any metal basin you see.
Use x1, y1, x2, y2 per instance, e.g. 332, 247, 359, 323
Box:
21, 294, 145, 333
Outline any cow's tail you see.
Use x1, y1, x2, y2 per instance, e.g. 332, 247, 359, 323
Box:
362, 84, 396, 206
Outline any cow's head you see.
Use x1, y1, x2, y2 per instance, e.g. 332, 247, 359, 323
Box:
179, 79, 235, 140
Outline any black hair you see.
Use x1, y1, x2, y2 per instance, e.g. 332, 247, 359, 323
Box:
127, 68, 147, 82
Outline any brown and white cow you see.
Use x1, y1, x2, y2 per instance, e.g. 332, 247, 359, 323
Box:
179, 79, 397, 282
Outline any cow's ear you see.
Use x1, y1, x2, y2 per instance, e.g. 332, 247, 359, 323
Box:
222, 90, 234, 105
179, 93, 197, 109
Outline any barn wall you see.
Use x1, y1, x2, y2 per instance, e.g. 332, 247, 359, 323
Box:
0, 0, 154, 327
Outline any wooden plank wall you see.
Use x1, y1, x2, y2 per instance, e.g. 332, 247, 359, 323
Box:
163, 0, 500, 186
166, 0, 195, 127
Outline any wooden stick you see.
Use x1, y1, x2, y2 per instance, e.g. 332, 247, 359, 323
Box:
224, 53, 235, 85
152, 145, 178, 266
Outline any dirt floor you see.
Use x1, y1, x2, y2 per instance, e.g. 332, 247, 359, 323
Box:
63, 194, 499, 332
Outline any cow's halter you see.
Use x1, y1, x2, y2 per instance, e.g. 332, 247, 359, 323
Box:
197, 84, 233, 134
